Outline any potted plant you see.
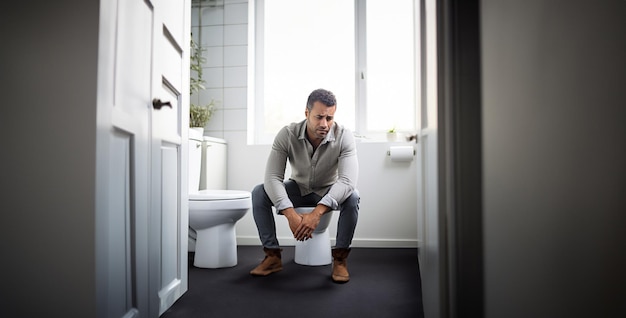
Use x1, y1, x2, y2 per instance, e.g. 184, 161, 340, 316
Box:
189, 36, 214, 133
190, 103, 214, 131
386, 127, 398, 142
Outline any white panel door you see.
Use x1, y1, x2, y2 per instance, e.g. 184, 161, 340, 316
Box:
148, 0, 190, 316
95, 0, 153, 317
96, 0, 189, 317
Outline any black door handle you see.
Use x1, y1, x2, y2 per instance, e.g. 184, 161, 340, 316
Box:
152, 98, 172, 110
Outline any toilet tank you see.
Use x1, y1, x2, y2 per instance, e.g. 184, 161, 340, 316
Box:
200, 136, 227, 190
188, 132, 203, 192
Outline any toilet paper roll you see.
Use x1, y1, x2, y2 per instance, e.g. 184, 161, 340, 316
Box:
388, 146, 415, 162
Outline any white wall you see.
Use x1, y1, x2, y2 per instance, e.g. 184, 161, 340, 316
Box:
191, 0, 418, 248
481, 0, 626, 317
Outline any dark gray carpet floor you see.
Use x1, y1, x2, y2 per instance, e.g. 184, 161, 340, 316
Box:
161, 246, 424, 318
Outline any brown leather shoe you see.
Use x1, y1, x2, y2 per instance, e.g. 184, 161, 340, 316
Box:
250, 247, 283, 276
331, 248, 351, 283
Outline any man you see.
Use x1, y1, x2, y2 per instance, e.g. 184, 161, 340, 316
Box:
250, 88, 360, 283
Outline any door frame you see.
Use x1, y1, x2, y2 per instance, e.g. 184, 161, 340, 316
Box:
437, 0, 484, 316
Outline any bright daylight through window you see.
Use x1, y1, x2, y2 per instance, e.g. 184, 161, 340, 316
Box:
250, 0, 417, 144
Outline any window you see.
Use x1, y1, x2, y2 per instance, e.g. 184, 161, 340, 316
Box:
249, 0, 418, 144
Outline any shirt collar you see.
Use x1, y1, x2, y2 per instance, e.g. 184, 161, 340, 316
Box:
298, 119, 336, 144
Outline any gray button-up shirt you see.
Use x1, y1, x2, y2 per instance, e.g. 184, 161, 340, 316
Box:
264, 119, 359, 212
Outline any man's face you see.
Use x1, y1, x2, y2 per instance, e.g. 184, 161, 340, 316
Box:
305, 101, 336, 142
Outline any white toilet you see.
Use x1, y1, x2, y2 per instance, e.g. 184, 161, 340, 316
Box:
294, 207, 335, 266
188, 132, 251, 268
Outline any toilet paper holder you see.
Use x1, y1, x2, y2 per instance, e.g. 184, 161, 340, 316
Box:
405, 134, 418, 143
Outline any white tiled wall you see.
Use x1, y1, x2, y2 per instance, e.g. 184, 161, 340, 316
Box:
192, 0, 248, 139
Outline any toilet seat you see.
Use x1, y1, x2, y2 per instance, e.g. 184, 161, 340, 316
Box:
188, 189, 252, 211
189, 189, 251, 201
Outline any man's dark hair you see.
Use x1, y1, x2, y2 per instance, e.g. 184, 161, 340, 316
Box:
306, 88, 336, 111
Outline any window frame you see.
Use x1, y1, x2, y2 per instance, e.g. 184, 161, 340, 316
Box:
249, 0, 420, 144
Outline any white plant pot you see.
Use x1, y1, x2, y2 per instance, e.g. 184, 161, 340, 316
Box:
190, 127, 204, 138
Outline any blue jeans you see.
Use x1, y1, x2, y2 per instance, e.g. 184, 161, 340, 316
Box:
251, 180, 359, 249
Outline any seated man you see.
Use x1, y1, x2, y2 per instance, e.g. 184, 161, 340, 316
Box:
250, 88, 360, 283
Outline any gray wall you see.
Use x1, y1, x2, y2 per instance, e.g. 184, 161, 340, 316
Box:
0, 1, 100, 316
481, 0, 626, 317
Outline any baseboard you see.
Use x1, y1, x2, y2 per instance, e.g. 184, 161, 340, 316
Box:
236, 236, 420, 248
